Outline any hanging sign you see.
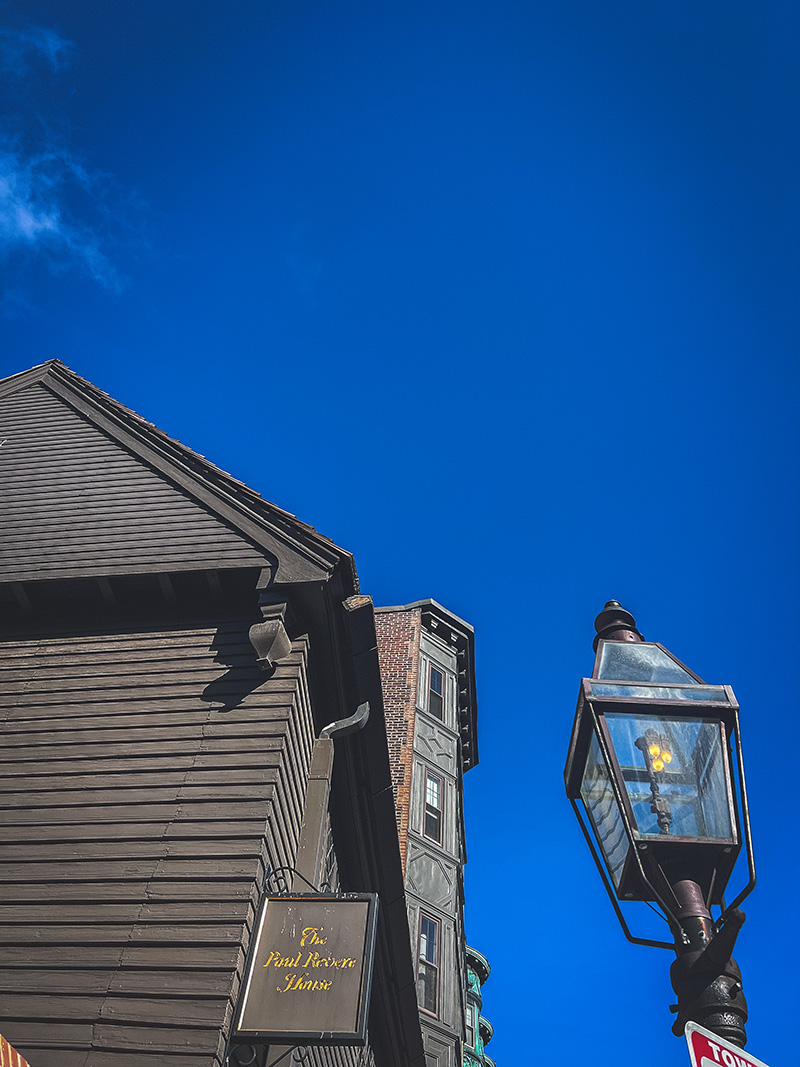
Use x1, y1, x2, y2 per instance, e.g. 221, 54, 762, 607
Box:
686, 1022, 771, 1067
233, 893, 379, 1046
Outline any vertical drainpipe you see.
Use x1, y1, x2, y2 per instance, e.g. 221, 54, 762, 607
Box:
292, 702, 370, 891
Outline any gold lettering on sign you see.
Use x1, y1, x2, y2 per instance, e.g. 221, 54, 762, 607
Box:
262, 919, 360, 993
301, 927, 327, 946
263, 950, 302, 970
278, 972, 335, 993
300, 951, 356, 969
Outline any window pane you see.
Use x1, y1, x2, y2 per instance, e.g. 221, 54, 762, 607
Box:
430, 667, 443, 696
429, 666, 444, 719
425, 806, 442, 842
424, 772, 443, 843
606, 713, 734, 841
418, 914, 439, 1015
420, 915, 438, 962
418, 961, 438, 1013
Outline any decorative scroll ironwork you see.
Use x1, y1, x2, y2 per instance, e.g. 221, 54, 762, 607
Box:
263, 864, 336, 895
263, 865, 321, 895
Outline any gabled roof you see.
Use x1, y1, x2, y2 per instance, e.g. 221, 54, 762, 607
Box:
0, 361, 357, 589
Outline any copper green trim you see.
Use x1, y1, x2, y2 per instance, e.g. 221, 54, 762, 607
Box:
478, 1015, 493, 1045
465, 944, 491, 985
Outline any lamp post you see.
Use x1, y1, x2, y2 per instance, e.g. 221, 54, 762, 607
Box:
564, 602, 756, 1047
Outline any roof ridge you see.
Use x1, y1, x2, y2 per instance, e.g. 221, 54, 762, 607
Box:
47, 361, 312, 528
0, 359, 62, 390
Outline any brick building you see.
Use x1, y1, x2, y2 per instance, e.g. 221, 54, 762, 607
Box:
375, 603, 478, 1067
0, 361, 491, 1067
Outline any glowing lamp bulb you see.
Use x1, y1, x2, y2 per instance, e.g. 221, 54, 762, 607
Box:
652, 758, 665, 772
648, 744, 661, 757
662, 751, 672, 764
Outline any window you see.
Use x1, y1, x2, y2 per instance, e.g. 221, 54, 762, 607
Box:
466, 1007, 475, 1049
428, 664, 444, 720
424, 769, 443, 844
417, 913, 440, 1015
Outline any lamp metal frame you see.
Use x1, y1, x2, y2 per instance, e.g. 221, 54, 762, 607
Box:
566, 679, 756, 949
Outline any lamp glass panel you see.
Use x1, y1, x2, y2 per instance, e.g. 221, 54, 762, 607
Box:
591, 682, 728, 703
605, 713, 732, 840
597, 642, 697, 684
580, 733, 628, 887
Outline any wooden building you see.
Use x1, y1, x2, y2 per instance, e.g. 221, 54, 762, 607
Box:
0, 361, 483, 1067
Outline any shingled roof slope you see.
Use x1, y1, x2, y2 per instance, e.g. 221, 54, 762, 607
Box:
0, 360, 358, 589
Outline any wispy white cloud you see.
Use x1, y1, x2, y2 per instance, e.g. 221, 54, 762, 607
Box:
0, 25, 75, 76
0, 142, 122, 289
0, 21, 141, 301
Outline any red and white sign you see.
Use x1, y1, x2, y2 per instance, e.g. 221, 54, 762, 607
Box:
686, 1022, 771, 1067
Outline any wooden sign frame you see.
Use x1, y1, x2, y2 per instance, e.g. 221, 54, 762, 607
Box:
232, 893, 379, 1046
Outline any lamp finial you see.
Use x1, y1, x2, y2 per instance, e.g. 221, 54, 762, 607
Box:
593, 600, 644, 651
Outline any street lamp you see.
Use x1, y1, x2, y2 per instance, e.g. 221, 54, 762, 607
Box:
564, 602, 755, 1047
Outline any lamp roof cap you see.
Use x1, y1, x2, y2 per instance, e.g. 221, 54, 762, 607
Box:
593, 600, 644, 651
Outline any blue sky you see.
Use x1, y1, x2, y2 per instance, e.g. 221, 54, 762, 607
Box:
2, 2, 799, 1064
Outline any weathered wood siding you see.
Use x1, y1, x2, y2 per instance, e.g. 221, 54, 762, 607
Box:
0, 383, 270, 582
0, 618, 315, 1067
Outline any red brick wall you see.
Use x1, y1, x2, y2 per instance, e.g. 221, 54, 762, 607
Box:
1, 1035, 32, 1067
375, 608, 421, 874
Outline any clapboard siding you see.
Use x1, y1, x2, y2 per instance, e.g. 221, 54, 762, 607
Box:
0, 384, 271, 581
0, 969, 239, 996
0, 620, 315, 1067
0, 945, 247, 968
